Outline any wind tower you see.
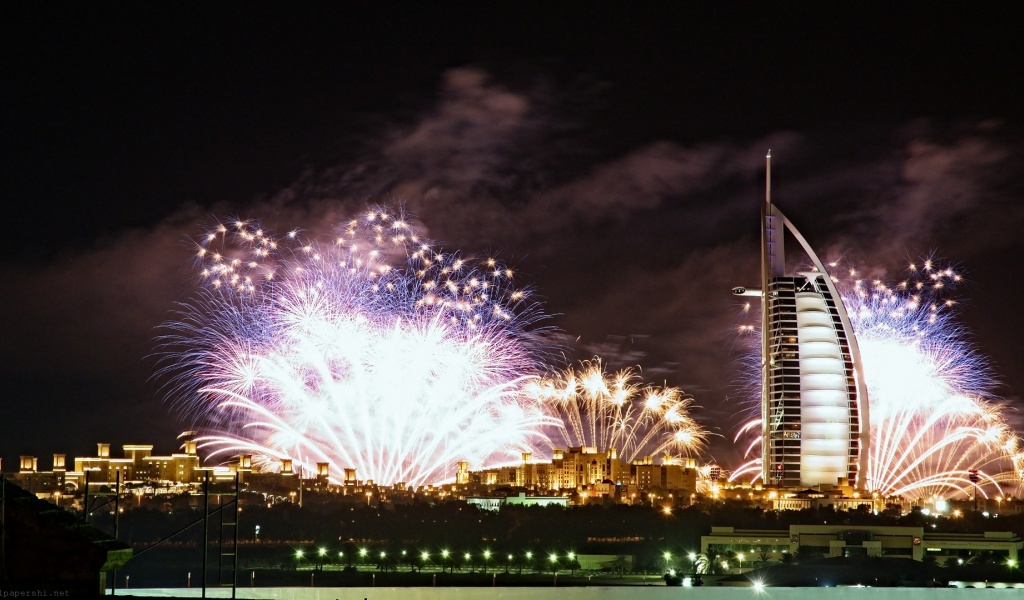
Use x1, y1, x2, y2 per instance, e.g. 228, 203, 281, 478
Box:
743, 152, 870, 489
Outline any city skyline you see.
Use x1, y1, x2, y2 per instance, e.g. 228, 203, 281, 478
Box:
3, 6, 1023, 473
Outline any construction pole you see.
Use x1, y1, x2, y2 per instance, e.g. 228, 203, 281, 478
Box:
233, 471, 240, 599
84, 470, 90, 523
1, 476, 6, 585
202, 471, 209, 599
112, 470, 121, 596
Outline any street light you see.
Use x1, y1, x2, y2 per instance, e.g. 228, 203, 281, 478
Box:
318, 547, 327, 570
442, 549, 451, 573
483, 550, 491, 574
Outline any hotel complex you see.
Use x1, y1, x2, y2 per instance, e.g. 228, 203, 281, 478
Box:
739, 152, 869, 489
4, 438, 698, 509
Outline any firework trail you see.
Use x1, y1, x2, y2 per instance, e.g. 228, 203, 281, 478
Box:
524, 358, 707, 462
157, 207, 558, 486
732, 259, 1024, 499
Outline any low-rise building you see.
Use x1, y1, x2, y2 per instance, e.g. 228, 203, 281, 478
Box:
702, 524, 1022, 567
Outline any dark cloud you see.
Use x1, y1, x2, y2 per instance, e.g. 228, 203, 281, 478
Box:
3, 67, 1022, 466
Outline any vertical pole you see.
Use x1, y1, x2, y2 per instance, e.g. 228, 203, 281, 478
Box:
217, 487, 224, 586
233, 471, 239, 599
84, 470, 90, 523
202, 471, 209, 599
112, 470, 121, 596
114, 471, 120, 539
1, 476, 6, 585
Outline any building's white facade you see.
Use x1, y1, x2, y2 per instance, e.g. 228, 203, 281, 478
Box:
755, 152, 869, 488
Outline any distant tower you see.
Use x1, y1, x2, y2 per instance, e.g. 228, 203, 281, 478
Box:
752, 152, 869, 488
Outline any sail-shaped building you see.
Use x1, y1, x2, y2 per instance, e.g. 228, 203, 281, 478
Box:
741, 152, 870, 488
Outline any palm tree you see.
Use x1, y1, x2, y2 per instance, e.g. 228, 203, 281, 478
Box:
611, 554, 630, 578
696, 551, 724, 575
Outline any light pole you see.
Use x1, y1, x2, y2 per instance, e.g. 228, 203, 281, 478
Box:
441, 549, 450, 573
483, 549, 491, 574
969, 469, 980, 511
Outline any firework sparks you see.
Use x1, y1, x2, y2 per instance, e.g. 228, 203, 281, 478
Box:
732, 258, 1024, 499
525, 358, 707, 462
158, 207, 557, 486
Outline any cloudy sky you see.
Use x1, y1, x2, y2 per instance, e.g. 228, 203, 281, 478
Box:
3, 4, 1023, 469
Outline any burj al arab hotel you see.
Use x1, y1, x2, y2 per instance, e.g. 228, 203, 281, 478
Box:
735, 152, 870, 489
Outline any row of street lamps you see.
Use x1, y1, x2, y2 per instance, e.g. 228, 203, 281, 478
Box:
294, 546, 582, 574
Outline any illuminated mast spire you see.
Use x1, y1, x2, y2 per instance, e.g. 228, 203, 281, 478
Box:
760, 150, 785, 485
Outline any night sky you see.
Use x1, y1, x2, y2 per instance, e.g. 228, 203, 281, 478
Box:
3, 4, 1023, 470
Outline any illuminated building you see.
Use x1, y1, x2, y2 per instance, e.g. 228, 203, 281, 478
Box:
69, 440, 202, 486
462, 448, 697, 503
702, 525, 1021, 566
6, 454, 67, 497
738, 152, 869, 488
466, 492, 569, 511
6, 440, 202, 499
629, 456, 698, 494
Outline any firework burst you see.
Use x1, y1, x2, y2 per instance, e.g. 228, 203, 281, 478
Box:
157, 207, 557, 486
732, 258, 1023, 499
525, 358, 707, 463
